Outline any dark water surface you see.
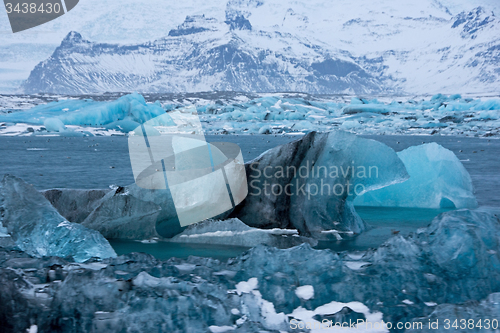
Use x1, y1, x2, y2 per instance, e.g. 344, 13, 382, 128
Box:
0, 134, 498, 257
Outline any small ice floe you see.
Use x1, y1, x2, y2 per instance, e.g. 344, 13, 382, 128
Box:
138, 238, 159, 244
234, 277, 258, 295
290, 300, 388, 333
65, 262, 108, 271
347, 252, 366, 260
174, 263, 197, 273
321, 229, 354, 241
132, 272, 162, 288
295, 285, 314, 301
344, 261, 371, 270
213, 270, 237, 278
231, 308, 240, 315
424, 302, 438, 307
402, 299, 414, 305
208, 325, 235, 332
26, 325, 37, 333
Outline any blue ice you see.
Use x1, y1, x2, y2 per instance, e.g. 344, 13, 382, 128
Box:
354, 143, 477, 209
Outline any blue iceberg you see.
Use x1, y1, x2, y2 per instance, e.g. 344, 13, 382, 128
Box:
2, 93, 500, 137
354, 143, 477, 209
0, 93, 173, 134
235, 131, 409, 236
0, 175, 116, 262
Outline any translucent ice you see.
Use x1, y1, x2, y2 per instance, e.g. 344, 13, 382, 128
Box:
235, 131, 409, 236
1, 208, 500, 332
354, 143, 477, 209
2, 93, 500, 137
0, 175, 116, 262
0, 93, 172, 134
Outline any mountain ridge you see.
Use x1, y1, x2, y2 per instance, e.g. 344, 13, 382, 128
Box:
20, 2, 500, 95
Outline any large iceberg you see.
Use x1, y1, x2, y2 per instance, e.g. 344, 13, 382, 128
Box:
233, 131, 409, 236
354, 143, 478, 209
0, 175, 116, 262
74, 131, 410, 240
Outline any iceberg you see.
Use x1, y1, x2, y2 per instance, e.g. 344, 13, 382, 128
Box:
0, 175, 116, 262
354, 143, 477, 209
0, 93, 173, 134
233, 131, 409, 236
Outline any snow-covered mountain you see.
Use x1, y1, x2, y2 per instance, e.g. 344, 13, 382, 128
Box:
11, 0, 500, 94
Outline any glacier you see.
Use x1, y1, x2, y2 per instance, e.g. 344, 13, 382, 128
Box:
354, 143, 478, 209
0, 175, 116, 262
1, 93, 499, 138
0, 208, 499, 332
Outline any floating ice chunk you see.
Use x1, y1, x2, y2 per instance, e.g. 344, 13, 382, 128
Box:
0, 93, 172, 134
344, 261, 371, 270
208, 326, 235, 333
354, 143, 477, 209
423, 209, 500, 277
0, 175, 116, 262
169, 218, 316, 247
44, 118, 66, 132
295, 285, 314, 300
472, 99, 500, 111
290, 301, 387, 332
235, 277, 258, 295
237, 131, 409, 236
342, 104, 391, 114
341, 119, 361, 130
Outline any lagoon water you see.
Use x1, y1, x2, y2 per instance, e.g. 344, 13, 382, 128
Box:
0, 134, 498, 258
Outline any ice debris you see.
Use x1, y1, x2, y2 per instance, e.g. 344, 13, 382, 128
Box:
1, 93, 500, 137
0, 208, 499, 332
